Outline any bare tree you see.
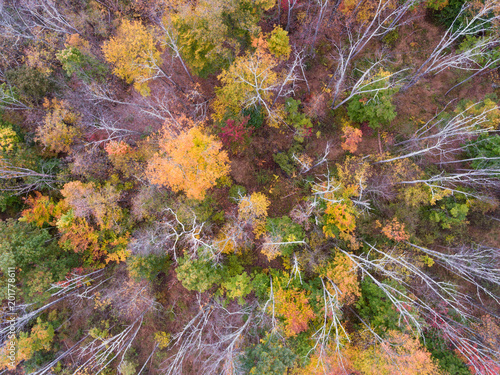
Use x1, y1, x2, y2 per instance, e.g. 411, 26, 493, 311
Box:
308, 276, 350, 370
334, 243, 500, 374
84, 113, 139, 149
407, 243, 500, 304
1, 0, 80, 41
292, 141, 331, 173
154, 14, 194, 82
0, 269, 107, 344
0, 84, 30, 110
402, 0, 500, 92
161, 298, 256, 375
75, 312, 147, 375
311, 0, 330, 48
398, 168, 500, 202
377, 101, 498, 164
331, 60, 407, 110
0, 159, 59, 195
130, 207, 222, 262
328, 0, 420, 107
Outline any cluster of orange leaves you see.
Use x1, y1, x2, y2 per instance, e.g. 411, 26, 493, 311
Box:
297, 330, 439, 375
21, 191, 65, 227
341, 124, 363, 153
380, 217, 410, 242
0, 319, 54, 371
105, 140, 137, 176
321, 252, 360, 305
275, 286, 315, 337
21, 188, 128, 265
147, 120, 230, 200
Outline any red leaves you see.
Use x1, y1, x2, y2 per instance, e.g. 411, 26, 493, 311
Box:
219, 116, 251, 149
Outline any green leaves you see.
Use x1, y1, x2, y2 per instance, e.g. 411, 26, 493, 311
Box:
285, 98, 313, 142
241, 337, 297, 375
221, 272, 253, 304
175, 253, 222, 293
464, 134, 500, 169
428, 197, 469, 230
0, 219, 79, 303
347, 70, 398, 129
56, 46, 108, 82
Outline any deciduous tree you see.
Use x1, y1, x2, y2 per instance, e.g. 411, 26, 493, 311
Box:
146, 122, 230, 200
275, 285, 315, 337
238, 192, 271, 238
213, 37, 299, 127
36, 99, 81, 154
341, 122, 363, 153
102, 19, 162, 96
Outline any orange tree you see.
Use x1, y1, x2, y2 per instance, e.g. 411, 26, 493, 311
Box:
146, 122, 230, 200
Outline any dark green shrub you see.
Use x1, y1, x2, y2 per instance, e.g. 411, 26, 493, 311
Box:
425, 329, 472, 375
229, 184, 247, 201
5, 66, 56, 104
243, 105, 265, 129
127, 254, 170, 281
240, 337, 296, 375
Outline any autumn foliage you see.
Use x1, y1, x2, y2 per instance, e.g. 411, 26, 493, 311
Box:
341, 124, 363, 153
380, 217, 410, 242
275, 286, 315, 337
36, 99, 81, 153
102, 19, 161, 96
320, 252, 360, 305
146, 122, 230, 200
238, 192, 271, 237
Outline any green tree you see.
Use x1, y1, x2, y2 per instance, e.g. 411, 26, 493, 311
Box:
427, 195, 469, 230
127, 254, 170, 282
5, 66, 55, 104
169, 0, 274, 77
241, 338, 297, 375
0, 219, 79, 302
464, 134, 500, 169
56, 46, 108, 82
221, 272, 253, 304
284, 98, 313, 142
356, 279, 404, 334
268, 26, 291, 59
175, 253, 222, 293
347, 70, 398, 129
262, 216, 305, 260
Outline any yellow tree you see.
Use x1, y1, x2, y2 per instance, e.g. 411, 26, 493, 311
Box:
268, 26, 291, 60
319, 252, 360, 305
238, 192, 270, 237
146, 122, 230, 200
348, 330, 440, 375
102, 19, 162, 96
36, 99, 81, 154
213, 36, 295, 127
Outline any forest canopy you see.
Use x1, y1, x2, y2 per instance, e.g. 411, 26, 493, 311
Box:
0, 0, 500, 374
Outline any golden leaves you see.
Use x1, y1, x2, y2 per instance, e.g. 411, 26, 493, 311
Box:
146, 124, 230, 200
102, 20, 161, 96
